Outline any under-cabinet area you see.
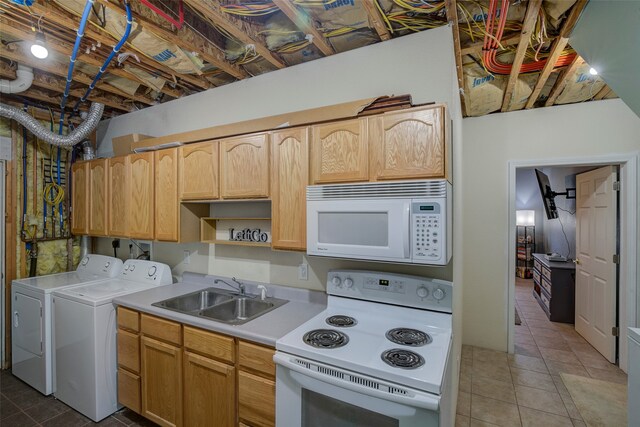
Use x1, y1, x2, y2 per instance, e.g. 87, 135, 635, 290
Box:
70, 104, 450, 252
117, 306, 276, 427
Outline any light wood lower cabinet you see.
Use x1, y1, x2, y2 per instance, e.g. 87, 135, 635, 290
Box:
141, 336, 183, 427
183, 351, 235, 427
117, 308, 276, 427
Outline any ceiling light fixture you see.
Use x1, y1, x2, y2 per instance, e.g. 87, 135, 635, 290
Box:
30, 32, 49, 59
589, 67, 598, 76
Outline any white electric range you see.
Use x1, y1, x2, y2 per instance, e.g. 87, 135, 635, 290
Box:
275, 270, 453, 427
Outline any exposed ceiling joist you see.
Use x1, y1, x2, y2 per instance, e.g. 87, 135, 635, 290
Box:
0, 42, 155, 106
460, 33, 521, 56
184, 0, 286, 69
271, 0, 335, 56
4, 100, 83, 124
544, 55, 585, 107
361, 1, 392, 41
501, 0, 543, 112
444, 0, 468, 117
98, 0, 248, 80
524, 0, 588, 109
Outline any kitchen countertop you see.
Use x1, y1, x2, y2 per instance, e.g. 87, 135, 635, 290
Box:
113, 273, 327, 347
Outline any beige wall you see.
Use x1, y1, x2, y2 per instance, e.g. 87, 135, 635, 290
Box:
461, 98, 640, 351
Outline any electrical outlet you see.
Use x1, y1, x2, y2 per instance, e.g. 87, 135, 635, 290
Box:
298, 263, 308, 281
183, 250, 191, 265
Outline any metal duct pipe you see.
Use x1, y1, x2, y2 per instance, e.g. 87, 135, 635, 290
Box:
0, 64, 34, 94
0, 102, 104, 147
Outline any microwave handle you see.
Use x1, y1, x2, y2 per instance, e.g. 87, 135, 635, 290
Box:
404, 202, 410, 258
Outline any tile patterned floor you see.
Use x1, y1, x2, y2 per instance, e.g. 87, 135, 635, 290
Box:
0, 369, 157, 427
456, 278, 628, 427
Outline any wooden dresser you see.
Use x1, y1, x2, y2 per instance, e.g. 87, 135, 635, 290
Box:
532, 253, 576, 323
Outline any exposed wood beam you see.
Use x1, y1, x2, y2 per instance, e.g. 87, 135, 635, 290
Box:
361, 1, 392, 41
524, 0, 588, 109
1, 0, 210, 91
593, 85, 613, 101
0, 42, 155, 106
444, 0, 468, 117
272, 0, 335, 56
501, 0, 543, 112
460, 33, 521, 56
4, 100, 83, 124
0, 15, 181, 100
184, 0, 286, 69
98, 0, 248, 80
544, 55, 584, 106
7, 87, 90, 113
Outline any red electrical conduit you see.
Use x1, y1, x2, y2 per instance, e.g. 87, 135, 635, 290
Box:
140, 0, 184, 29
482, 0, 577, 75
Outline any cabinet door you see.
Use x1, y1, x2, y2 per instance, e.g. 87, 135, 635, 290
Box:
141, 336, 182, 427
220, 133, 269, 199
71, 161, 89, 235
155, 148, 179, 241
271, 128, 308, 250
108, 156, 129, 237
88, 159, 108, 236
238, 370, 275, 427
369, 106, 446, 180
183, 351, 235, 427
118, 368, 141, 414
179, 141, 219, 200
128, 153, 154, 240
310, 118, 368, 184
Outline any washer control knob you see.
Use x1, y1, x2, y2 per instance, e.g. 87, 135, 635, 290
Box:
81, 257, 89, 266
130, 265, 136, 272
417, 286, 429, 298
331, 276, 342, 287
105, 262, 110, 268
433, 288, 446, 301
344, 278, 354, 288
148, 266, 157, 276
124, 265, 130, 271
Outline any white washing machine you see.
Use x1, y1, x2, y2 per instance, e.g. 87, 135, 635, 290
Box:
53, 259, 172, 422
11, 254, 123, 395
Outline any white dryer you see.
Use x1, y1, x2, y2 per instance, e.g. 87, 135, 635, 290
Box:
53, 259, 172, 422
11, 254, 123, 395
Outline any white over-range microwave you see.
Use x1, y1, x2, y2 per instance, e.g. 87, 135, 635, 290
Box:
307, 179, 452, 265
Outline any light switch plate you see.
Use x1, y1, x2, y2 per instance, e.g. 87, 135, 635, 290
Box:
298, 263, 308, 281
183, 250, 191, 264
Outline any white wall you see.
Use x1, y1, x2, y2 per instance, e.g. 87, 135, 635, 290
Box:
462, 98, 640, 351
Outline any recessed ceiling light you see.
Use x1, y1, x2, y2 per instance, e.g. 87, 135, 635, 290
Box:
30, 32, 49, 59
589, 67, 598, 76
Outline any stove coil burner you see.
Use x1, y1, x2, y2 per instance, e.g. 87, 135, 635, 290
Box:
303, 329, 349, 349
385, 328, 432, 347
325, 315, 358, 328
381, 349, 425, 369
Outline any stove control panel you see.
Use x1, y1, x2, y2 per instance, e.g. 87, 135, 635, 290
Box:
327, 270, 452, 313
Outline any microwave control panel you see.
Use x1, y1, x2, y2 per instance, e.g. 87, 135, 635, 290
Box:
411, 201, 444, 263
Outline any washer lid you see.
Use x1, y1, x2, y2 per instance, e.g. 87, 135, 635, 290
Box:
12, 272, 111, 293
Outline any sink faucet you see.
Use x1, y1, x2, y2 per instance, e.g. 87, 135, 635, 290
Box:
214, 277, 246, 296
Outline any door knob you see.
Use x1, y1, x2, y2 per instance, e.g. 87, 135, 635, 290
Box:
573, 258, 581, 265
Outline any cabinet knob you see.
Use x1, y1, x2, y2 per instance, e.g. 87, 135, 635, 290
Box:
573, 258, 581, 265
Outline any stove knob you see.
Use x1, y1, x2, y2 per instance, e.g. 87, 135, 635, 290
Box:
417, 286, 429, 298
148, 266, 157, 277
433, 288, 446, 301
331, 276, 342, 287
344, 278, 354, 288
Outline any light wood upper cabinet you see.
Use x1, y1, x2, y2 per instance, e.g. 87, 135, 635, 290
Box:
271, 127, 308, 251
369, 105, 447, 181
141, 336, 182, 427
108, 156, 129, 237
179, 141, 219, 200
155, 148, 179, 241
220, 133, 269, 199
88, 159, 108, 236
128, 153, 155, 240
310, 118, 368, 184
183, 351, 235, 427
71, 161, 89, 235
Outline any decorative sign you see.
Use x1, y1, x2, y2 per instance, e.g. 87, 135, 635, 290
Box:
229, 228, 269, 243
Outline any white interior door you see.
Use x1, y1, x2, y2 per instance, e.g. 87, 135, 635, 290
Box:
575, 165, 617, 362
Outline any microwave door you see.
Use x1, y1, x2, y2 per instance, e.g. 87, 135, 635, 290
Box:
307, 199, 410, 262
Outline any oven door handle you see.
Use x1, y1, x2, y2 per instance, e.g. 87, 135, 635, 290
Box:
274, 352, 440, 411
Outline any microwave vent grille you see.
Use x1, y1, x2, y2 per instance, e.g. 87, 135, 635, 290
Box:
307, 180, 447, 200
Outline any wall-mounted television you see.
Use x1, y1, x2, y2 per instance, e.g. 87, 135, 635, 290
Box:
535, 169, 558, 219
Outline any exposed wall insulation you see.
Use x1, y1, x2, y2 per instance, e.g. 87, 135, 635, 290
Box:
555, 63, 607, 105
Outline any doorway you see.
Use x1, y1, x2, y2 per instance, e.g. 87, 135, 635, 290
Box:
508, 154, 638, 373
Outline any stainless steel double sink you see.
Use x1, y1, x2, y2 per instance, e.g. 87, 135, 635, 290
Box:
152, 288, 288, 325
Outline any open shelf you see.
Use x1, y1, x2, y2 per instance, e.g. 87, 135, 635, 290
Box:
201, 217, 271, 247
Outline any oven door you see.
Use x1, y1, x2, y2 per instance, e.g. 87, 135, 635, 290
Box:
274, 352, 440, 427
307, 199, 411, 262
